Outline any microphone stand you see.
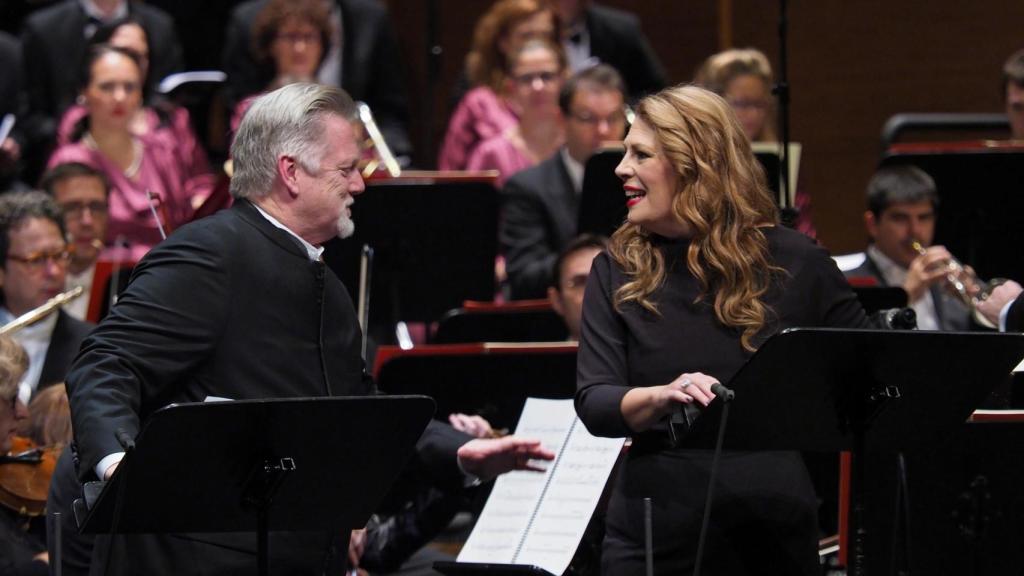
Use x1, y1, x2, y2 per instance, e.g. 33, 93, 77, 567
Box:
774, 0, 799, 229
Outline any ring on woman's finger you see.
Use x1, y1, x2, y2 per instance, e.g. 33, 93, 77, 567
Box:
680, 378, 693, 389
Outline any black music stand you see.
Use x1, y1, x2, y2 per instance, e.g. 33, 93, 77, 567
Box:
376, 347, 577, 431
880, 147, 1024, 282
680, 328, 1024, 576
577, 148, 625, 238
324, 179, 498, 328
432, 307, 568, 344
434, 561, 555, 575
851, 286, 907, 314
80, 396, 436, 576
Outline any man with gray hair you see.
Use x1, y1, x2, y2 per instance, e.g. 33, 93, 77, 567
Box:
58, 83, 552, 575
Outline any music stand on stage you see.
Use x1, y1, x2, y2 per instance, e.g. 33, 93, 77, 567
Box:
79, 396, 436, 576
680, 328, 1024, 576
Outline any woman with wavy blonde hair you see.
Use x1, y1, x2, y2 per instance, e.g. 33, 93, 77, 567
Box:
575, 85, 867, 574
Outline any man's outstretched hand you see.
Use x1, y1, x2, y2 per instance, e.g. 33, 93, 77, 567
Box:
456, 436, 555, 482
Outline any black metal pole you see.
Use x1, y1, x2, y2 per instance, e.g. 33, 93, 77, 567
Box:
775, 0, 794, 215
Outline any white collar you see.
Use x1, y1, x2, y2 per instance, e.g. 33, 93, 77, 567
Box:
252, 203, 325, 262
79, 0, 128, 22
560, 148, 585, 195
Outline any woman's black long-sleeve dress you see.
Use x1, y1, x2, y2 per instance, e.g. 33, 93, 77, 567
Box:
575, 226, 868, 575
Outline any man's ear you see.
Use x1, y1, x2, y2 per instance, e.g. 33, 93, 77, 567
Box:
548, 286, 565, 318
864, 210, 878, 241
277, 155, 301, 196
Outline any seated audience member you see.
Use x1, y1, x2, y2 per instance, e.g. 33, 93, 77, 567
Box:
1003, 49, 1024, 139
0, 336, 48, 576
549, 0, 667, 100
223, 0, 413, 161
55, 16, 212, 183
844, 166, 971, 331
41, 163, 129, 322
19, 0, 182, 182
466, 39, 566, 187
47, 45, 213, 261
439, 0, 559, 170
695, 47, 816, 238
502, 64, 624, 299
548, 234, 607, 340
230, 0, 332, 136
0, 192, 93, 403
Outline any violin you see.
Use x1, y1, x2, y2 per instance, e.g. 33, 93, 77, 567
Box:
0, 436, 60, 517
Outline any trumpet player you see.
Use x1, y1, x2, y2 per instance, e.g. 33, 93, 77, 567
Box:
845, 165, 972, 330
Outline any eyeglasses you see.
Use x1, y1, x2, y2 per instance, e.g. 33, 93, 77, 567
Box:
727, 98, 770, 111
275, 32, 321, 45
7, 248, 74, 270
568, 110, 626, 128
61, 201, 108, 218
513, 71, 560, 86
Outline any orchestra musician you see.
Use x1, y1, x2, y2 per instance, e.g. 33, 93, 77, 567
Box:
465, 38, 567, 187
1003, 49, 1024, 140
47, 45, 214, 262
0, 335, 47, 576
547, 234, 607, 341
574, 85, 868, 574
501, 64, 625, 299
844, 165, 972, 331
439, 0, 560, 171
60, 83, 553, 575
41, 162, 129, 322
694, 47, 816, 238
0, 192, 92, 403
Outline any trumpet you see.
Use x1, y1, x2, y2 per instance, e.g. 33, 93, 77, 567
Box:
910, 241, 1006, 328
0, 286, 85, 335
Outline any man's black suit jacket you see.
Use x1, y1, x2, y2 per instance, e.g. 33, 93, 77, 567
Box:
19, 0, 183, 167
37, 309, 93, 394
500, 152, 579, 300
844, 251, 970, 331
62, 200, 467, 574
1006, 295, 1024, 332
222, 0, 412, 158
584, 4, 667, 101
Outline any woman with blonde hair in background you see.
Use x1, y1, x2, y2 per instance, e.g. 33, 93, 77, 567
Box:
575, 85, 867, 574
696, 47, 817, 238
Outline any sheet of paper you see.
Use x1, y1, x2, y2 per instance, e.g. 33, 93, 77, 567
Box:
457, 398, 624, 576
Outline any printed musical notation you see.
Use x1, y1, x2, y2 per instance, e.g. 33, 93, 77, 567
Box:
457, 398, 624, 575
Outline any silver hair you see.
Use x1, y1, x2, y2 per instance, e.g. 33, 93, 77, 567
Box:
230, 83, 358, 200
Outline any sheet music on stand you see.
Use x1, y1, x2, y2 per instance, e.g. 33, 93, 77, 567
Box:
455, 398, 623, 575
751, 141, 802, 207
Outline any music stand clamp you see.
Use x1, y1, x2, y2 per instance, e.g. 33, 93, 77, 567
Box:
680, 328, 1024, 576
79, 396, 436, 576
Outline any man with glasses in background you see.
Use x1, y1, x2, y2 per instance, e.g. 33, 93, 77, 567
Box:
0, 191, 92, 403
41, 162, 125, 322
501, 64, 625, 299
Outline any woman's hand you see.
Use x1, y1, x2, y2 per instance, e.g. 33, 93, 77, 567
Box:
620, 372, 720, 433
